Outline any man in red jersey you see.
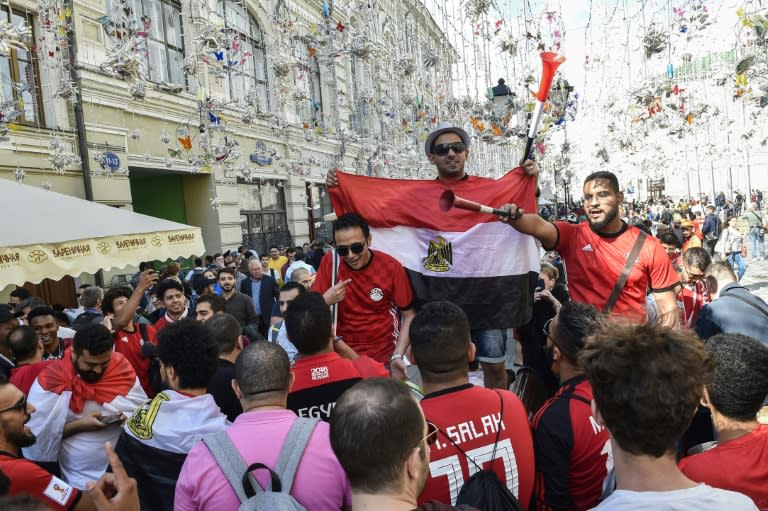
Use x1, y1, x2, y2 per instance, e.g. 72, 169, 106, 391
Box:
102, 269, 159, 396
411, 301, 534, 508
679, 333, 768, 509
286, 292, 387, 420
8, 326, 53, 395
312, 212, 415, 368
531, 302, 611, 511
501, 171, 679, 327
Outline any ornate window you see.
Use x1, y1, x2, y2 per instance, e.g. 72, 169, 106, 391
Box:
293, 40, 323, 126
108, 0, 186, 87
0, 4, 44, 125
218, 1, 269, 110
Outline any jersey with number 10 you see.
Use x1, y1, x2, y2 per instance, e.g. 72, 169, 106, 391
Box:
419, 384, 534, 507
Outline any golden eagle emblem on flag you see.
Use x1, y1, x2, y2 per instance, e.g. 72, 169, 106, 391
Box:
423, 236, 452, 272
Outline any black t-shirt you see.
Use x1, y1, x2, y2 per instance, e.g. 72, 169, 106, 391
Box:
206, 359, 242, 422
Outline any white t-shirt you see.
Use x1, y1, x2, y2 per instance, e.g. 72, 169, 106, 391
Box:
590, 483, 757, 511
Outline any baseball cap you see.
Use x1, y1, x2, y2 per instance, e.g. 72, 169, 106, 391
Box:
681, 219, 694, 229
0, 304, 21, 323
424, 122, 470, 156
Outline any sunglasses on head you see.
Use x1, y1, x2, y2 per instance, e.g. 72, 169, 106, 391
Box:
432, 142, 466, 156
336, 242, 366, 257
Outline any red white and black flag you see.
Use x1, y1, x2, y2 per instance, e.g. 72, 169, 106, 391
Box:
329, 170, 540, 329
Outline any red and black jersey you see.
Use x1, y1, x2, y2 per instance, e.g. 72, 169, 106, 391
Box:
419, 384, 534, 508
113, 322, 158, 397
531, 375, 611, 511
287, 352, 388, 420
0, 451, 82, 510
554, 222, 678, 321
312, 250, 415, 364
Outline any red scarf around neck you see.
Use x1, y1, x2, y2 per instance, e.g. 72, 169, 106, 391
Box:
37, 348, 137, 413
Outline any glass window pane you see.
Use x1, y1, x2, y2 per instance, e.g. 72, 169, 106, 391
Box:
0, 57, 13, 101
17, 60, 37, 122
163, 3, 182, 47
143, 0, 165, 40
168, 48, 183, 84
147, 39, 168, 82
254, 50, 266, 81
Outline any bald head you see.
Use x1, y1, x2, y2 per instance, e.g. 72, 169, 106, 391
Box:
235, 341, 291, 401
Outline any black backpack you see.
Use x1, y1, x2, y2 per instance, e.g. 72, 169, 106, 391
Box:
434, 391, 526, 511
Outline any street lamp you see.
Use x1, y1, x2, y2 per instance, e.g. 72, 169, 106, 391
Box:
488, 78, 516, 128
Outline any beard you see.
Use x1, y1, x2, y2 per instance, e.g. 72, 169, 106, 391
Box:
78, 370, 103, 383
3, 420, 37, 448
588, 204, 619, 231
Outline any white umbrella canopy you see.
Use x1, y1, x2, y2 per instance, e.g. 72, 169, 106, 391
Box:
0, 180, 206, 286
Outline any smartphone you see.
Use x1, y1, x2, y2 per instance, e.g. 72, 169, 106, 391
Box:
535, 278, 545, 292
98, 414, 122, 425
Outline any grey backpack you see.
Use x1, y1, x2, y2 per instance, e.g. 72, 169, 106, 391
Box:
203, 418, 319, 510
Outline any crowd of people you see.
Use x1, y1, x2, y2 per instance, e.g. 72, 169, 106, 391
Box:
0, 123, 766, 511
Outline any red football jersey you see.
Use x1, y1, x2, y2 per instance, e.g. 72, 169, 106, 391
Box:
288, 352, 388, 420
678, 280, 709, 330
312, 250, 414, 364
419, 385, 534, 508
531, 375, 612, 511
554, 222, 679, 320
0, 453, 81, 510
113, 323, 158, 397
679, 424, 768, 509
10, 361, 54, 395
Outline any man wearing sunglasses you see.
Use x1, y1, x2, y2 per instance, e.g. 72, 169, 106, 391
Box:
0, 376, 99, 510
326, 124, 540, 388
531, 302, 611, 511
312, 212, 416, 370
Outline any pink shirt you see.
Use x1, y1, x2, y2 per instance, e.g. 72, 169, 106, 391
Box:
175, 409, 351, 511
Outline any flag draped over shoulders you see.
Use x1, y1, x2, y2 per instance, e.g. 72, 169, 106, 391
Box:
330, 169, 540, 329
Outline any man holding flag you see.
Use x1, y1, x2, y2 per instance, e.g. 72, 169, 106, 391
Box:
326, 123, 541, 388
312, 212, 416, 371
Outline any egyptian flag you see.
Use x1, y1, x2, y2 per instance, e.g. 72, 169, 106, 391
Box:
24, 349, 147, 489
330, 169, 540, 329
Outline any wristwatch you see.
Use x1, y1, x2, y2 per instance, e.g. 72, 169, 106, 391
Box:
390, 353, 404, 362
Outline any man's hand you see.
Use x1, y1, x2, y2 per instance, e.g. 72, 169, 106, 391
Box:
326, 167, 339, 188
85, 442, 139, 511
136, 269, 159, 293
497, 204, 525, 226
521, 159, 539, 177
390, 357, 408, 380
64, 412, 118, 438
323, 278, 352, 305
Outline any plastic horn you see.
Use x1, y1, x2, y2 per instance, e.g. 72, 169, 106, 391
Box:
521, 51, 566, 165
439, 190, 508, 216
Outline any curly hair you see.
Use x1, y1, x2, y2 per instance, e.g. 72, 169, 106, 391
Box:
580, 323, 713, 457
704, 333, 768, 421
156, 318, 219, 389
102, 287, 132, 315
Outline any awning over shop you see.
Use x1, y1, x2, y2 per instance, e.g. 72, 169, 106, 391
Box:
0, 181, 206, 286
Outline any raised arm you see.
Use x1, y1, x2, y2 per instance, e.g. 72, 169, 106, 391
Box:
498, 205, 559, 250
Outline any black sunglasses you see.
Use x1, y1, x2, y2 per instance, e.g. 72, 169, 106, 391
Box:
0, 396, 27, 414
432, 142, 466, 156
336, 242, 366, 257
